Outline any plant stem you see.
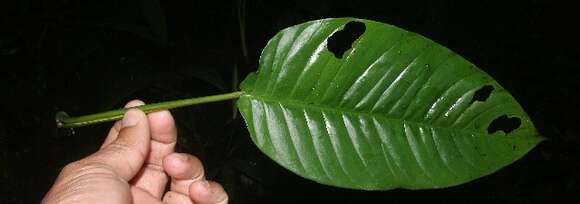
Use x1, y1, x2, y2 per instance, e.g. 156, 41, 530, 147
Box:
56, 91, 244, 128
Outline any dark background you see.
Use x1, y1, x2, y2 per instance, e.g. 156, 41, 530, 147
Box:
1, 0, 578, 203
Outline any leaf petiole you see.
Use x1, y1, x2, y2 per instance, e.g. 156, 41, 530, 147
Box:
56, 91, 244, 128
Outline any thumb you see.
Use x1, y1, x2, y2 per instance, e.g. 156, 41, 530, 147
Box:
82, 108, 151, 180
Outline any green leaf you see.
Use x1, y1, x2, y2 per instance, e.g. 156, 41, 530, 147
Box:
237, 18, 542, 190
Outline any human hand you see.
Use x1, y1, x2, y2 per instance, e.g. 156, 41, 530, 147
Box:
43, 100, 228, 204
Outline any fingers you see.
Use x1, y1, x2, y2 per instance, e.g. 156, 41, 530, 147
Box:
84, 108, 151, 180
163, 153, 205, 195
102, 100, 145, 149
101, 100, 179, 198
163, 153, 228, 204
189, 181, 228, 204
131, 108, 177, 198
143, 108, 177, 167
130, 164, 168, 199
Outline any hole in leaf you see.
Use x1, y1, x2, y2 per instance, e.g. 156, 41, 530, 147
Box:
487, 115, 521, 134
470, 85, 494, 104
327, 21, 366, 59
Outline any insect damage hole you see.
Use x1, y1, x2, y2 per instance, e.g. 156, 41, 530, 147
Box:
487, 115, 521, 134
327, 21, 366, 59
470, 85, 494, 104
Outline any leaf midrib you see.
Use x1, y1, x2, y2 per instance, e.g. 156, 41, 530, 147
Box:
243, 94, 488, 136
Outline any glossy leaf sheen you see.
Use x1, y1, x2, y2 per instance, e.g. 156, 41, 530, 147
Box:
237, 18, 542, 190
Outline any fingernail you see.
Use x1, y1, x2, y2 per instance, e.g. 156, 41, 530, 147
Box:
125, 100, 145, 108
121, 109, 140, 128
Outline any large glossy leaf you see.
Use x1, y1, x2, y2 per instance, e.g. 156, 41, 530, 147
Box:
237, 18, 542, 190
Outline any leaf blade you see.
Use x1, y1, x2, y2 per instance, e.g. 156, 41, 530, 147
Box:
238, 18, 542, 190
